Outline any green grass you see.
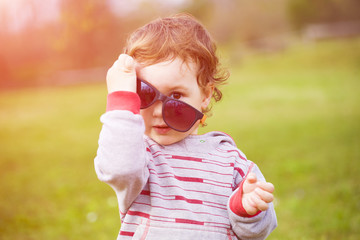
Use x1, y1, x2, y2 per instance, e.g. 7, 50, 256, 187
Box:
0, 38, 359, 239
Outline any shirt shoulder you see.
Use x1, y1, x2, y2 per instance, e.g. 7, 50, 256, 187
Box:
200, 131, 247, 160
144, 131, 248, 161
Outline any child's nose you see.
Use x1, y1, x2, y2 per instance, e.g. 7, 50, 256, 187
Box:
152, 100, 163, 118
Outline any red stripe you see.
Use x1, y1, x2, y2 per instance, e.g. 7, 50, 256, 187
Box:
148, 169, 207, 184
148, 181, 229, 198
171, 155, 203, 162
145, 142, 157, 149
150, 150, 166, 158
203, 159, 234, 167
234, 167, 245, 178
140, 219, 150, 240
148, 170, 231, 188
175, 175, 203, 183
132, 201, 229, 220
119, 231, 134, 236
171, 155, 234, 168
141, 190, 151, 195
171, 166, 233, 177
208, 152, 238, 159
122, 207, 231, 229
227, 150, 247, 161
140, 190, 227, 209
150, 159, 233, 177
227, 229, 233, 240
127, 210, 150, 218
175, 195, 203, 204
124, 218, 230, 230
175, 218, 204, 225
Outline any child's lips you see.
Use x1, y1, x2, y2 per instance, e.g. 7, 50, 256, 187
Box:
153, 125, 171, 134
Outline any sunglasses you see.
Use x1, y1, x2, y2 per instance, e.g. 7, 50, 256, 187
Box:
137, 79, 206, 132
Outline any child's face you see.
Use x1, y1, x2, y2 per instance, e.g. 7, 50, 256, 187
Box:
137, 57, 212, 145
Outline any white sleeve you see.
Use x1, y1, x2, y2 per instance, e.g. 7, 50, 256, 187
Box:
228, 163, 277, 240
94, 110, 150, 212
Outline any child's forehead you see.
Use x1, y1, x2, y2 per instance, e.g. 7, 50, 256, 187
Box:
137, 58, 199, 90
138, 58, 197, 77
139, 57, 197, 71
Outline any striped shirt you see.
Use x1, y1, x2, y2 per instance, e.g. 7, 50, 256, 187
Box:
94, 92, 277, 240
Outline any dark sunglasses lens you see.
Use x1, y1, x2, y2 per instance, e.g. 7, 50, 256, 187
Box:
163, 100, 197, 132
138, 81, 156, 108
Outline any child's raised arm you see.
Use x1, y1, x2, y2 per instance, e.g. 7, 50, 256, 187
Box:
94, 54, 149, 212
106, 54, 137, 94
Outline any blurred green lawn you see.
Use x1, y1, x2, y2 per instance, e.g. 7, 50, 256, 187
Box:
0, 38, 359, 239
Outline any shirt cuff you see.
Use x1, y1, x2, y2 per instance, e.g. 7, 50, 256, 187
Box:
229, 180, 262, 218
106, 91, 141, 114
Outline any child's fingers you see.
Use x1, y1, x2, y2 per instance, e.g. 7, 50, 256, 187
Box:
254, 197, 269, 211
255, 187, 274, 203
242, 172, 258, 194
243, 197, 258, 215
117, 54, 128, 64
115, 54, 135, 72
124, 56, 135, 71
246, 172, 257, 184
245, 194, 268, 213
251, 194, 269, 211
106, 54, 137, 93
257, 181, 274, 193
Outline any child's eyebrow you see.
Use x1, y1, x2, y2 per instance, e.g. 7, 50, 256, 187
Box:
166, 84, 189, 92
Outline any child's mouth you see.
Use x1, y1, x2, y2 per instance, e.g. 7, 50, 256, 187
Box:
153, 125, 171, 134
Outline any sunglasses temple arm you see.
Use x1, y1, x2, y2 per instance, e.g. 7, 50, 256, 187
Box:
200, 114, 207, 124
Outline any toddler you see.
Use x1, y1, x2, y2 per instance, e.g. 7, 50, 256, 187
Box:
95, 13, 277, 239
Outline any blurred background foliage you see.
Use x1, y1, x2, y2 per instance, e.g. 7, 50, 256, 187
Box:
0, 0, 359, 239
0, 0, 359, 88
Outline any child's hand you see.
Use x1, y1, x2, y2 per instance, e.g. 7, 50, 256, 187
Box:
106, 54, 137, 94
242, 172, 274, 215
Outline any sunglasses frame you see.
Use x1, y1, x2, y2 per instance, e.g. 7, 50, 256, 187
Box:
137, 78, 206, 132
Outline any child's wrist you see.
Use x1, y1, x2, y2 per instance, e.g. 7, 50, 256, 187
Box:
106, 91, 140, 114
230, 181, 261, 218
107, 84, 136, 94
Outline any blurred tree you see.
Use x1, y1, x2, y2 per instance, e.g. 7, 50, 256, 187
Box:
56, 0, 122, 69
183, 0, 213, 25
0, 7, 10, 85
208, 0, 237, 43
0, 54, 12, 85
288, 0, 360, 29
3, 0, 358, 88
0, 0, 52, 87
0, 5, 9, 34
183, 0, 290, 46
233, 0, 290, 42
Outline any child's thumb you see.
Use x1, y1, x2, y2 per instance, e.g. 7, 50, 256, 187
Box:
115, 54, 135, 73
124, 55, 135, 72
246, 172, 257, 184
242, 172, 257, 194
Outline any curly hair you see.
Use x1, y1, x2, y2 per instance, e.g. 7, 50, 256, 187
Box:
124, 13, 229, 111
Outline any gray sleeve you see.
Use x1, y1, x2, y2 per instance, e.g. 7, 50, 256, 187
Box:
228, 163, 277, 240
94, 110, 150, 212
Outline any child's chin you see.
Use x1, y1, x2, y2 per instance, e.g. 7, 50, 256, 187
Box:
151, 132, 186, 146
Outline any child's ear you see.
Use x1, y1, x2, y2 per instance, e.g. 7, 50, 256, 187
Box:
201, 84, 214, 111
